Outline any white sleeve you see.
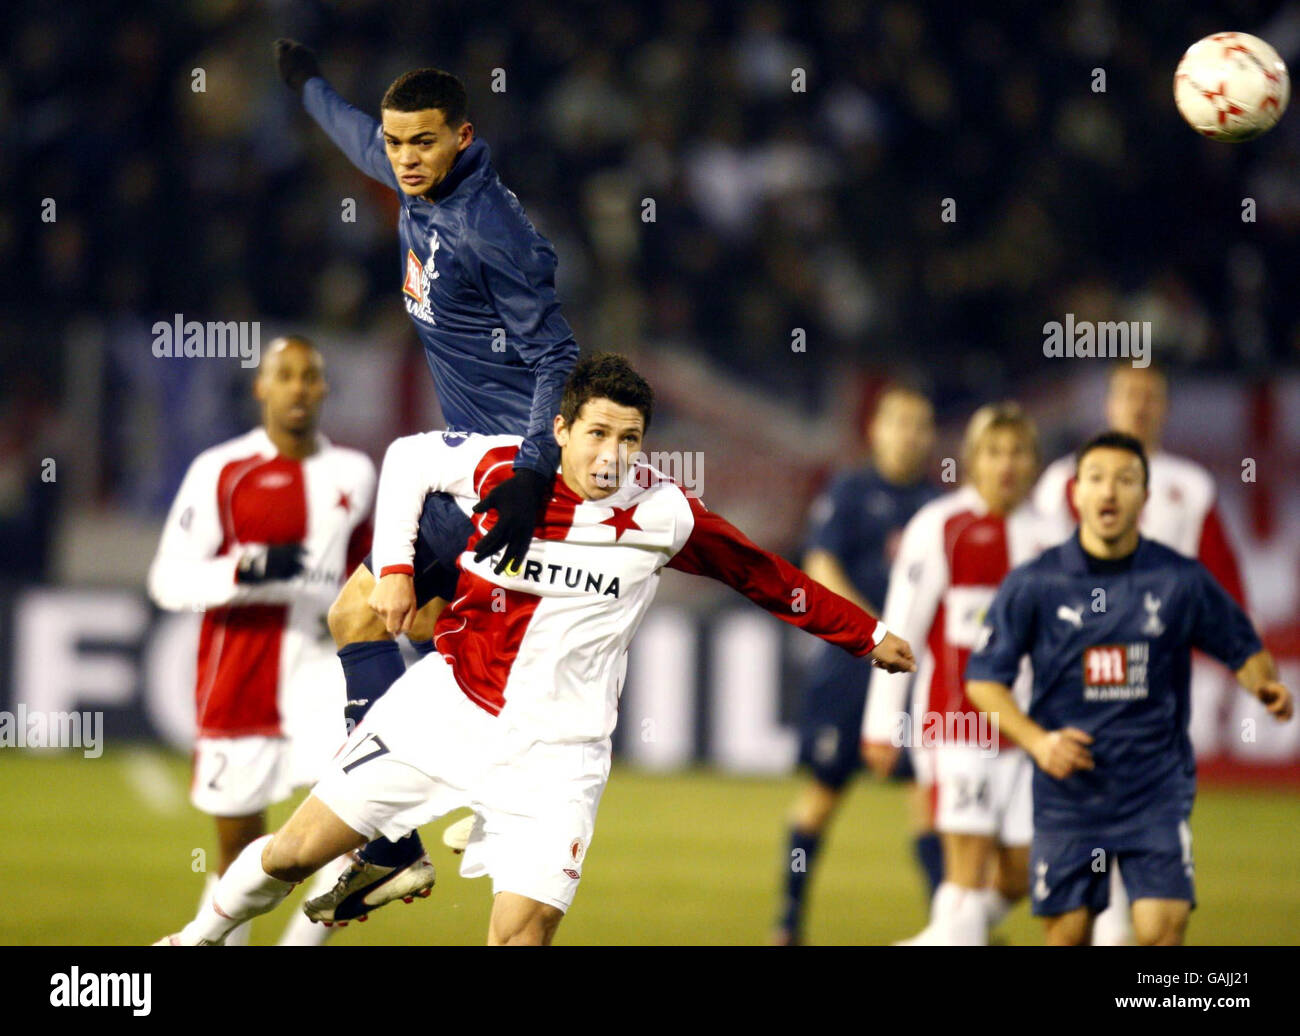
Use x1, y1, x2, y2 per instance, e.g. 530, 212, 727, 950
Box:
862, 505, 948, 744
147, 452, 302, 610
371, 432, 496, 576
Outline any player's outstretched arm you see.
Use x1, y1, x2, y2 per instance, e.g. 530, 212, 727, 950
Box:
1234, 649, 1294, 721
666, 494, 911, 664
967, 680, 1094, 780
273, 38, 397, 189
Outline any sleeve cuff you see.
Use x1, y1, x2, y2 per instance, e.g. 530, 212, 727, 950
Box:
870, 620, 889, 650
379, 564, 414, 578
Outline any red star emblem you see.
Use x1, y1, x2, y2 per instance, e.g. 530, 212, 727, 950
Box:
601, 504, 641, 541
336, 490, 353, 514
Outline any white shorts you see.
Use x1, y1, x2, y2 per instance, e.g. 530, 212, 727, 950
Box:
312, 654, 611, 914
191, 735, 294, 816
190, 653, 348, 816
933, 742, 1032, 845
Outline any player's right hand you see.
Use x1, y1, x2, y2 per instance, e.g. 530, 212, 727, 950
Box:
235, 543, 306, 583
862, 740, 900, 779
369, 572, 418, 636
869, 631, 916, 674
1031, 727, 1094, 780
274, 38, 321, 93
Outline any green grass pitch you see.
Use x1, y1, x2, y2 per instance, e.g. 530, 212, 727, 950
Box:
2, 748, 1296, 945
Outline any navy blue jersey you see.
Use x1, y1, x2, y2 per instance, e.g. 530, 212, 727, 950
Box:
966, 535, 1260, 840
303, 77, 579, 478
804, 466, 939, 612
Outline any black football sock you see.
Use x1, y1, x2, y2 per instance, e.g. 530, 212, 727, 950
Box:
778, 828, 822, 937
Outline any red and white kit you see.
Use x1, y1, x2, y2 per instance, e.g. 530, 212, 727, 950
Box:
148, 428, 375, 816
863, 485, 1056, 844
1034, 450, 1248, 752
315, 430, 885, 911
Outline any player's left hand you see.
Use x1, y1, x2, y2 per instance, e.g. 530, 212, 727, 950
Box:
1256, 680, 1294, 721
472, 468, 551, 574
869, 631, 917, 674
274, 38, 321, 94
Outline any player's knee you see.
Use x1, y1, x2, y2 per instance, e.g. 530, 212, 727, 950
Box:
1044, 912, 1091, 946
1134, 913, 1187, 947
328, 572, 385, 648
493, 905, 563, 946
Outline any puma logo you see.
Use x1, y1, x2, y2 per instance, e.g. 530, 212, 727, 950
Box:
1056, 604, 1084, 629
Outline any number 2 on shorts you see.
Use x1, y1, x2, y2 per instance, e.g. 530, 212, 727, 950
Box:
341, 734, 390, 774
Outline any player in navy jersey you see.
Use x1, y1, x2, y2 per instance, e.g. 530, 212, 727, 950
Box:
966, 432, 1292, 946
273, 40, 580, 918
772, 386, 939, 945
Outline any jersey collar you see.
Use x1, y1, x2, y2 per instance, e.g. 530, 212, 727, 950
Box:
428, 137, 490, 202
1062, 531, 1150, 574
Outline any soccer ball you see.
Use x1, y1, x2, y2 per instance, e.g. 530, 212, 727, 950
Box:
1173, 32, 1289, 141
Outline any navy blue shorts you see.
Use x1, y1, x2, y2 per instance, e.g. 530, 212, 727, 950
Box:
796, 650, 914, 790
363, 491, 476, 607
1030, 817, 1197, 917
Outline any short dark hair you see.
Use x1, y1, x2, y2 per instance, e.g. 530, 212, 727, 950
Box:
1075, 430, 1149, 487
560, 353, 654, 432
381, 68, 468, 127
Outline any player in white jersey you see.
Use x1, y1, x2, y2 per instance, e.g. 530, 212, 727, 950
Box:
148, 337, 375, 946
863, 404, 1057, 945
1032, 363, 1248, 945
157, 353, 916, 946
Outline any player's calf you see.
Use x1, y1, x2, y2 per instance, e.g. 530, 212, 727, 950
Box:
262, 795, 368, 883
488, 892, 564, 946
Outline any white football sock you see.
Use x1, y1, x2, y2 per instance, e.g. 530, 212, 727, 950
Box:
931, 881, 988, 945
983, 888, 1014, 930
1092, 862, 1134, 946
197, 871, 250, 946
275, 855, 352, 946
178, 835, 294, 945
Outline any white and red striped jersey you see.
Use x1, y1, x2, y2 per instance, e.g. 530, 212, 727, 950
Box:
1033, 450, 1247, 607
148, 428, 375, 738
372, 431, 885, 743
862, 486, 1057, 747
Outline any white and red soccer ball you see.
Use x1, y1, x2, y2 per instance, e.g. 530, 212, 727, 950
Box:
1174, 32, 1289, 141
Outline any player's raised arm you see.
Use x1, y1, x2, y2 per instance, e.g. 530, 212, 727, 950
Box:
147, 452, 305, 612
665, 494, 914, 673
275, 39, 398, 189
467, 217, 580, 572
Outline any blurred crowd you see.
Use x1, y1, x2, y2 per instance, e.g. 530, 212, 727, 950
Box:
4, 0, 1300, 579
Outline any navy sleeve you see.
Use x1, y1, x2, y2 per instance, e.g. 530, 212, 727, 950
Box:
465, 215, 579, 477
805, 475, 859, 562
1188, 561, 1261, 671
964, 569, 1037, 686
301, 77, 398, 189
